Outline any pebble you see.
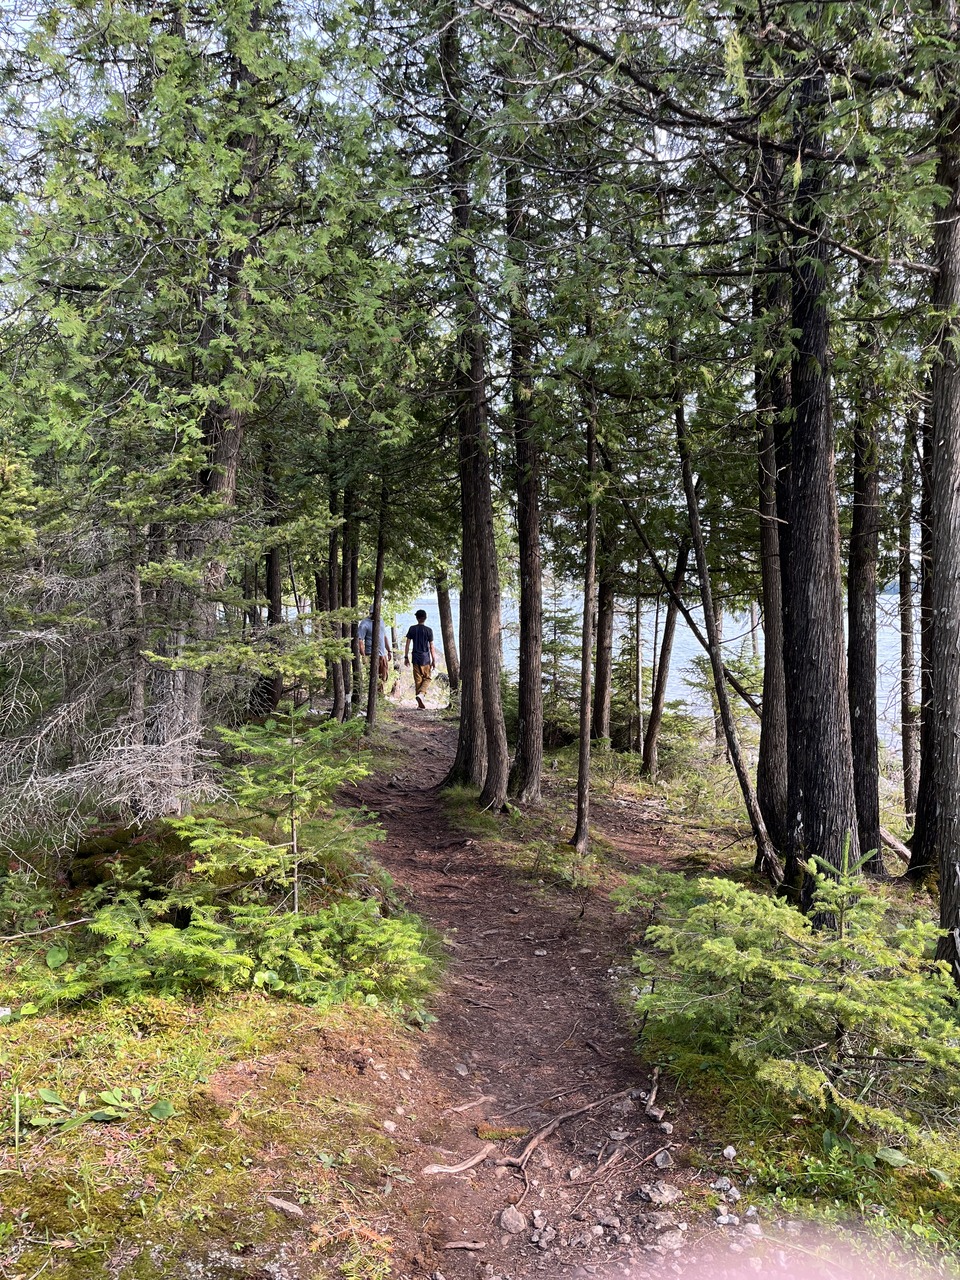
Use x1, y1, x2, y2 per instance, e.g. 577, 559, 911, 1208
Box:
382, 1120, 397, 1133
454, 1063, 470, 1077
743, 1223, 763, 1238
643, 1212, 678, 1231
609, 1129, 631, 1142
722, 1145, 737, 1161
646, 1106, 666, 1122
532, 1210, 546, 1229
659, 1230, 685, 1252
659, 1121, 674, 1135
744, 1206, 759, 1223
711, 1177, 732, 1192
536, 1227, 557, 1249
596, 1213, 621, 1229
641, 1182, 682, 1206
716, 1213, 740, 1227
654, 1150, 674, 1169
534, 949, 547, 956
569, 1166, 583, 1180
500, 1205, 526, 1235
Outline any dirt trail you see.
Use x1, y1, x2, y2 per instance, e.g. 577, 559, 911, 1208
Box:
355, 708, 935, 1280
351, 709, 773, 1280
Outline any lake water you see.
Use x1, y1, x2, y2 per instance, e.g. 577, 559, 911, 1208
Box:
394, 588, 912, 749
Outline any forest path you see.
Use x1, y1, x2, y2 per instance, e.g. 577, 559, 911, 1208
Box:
354, 706, 802, 1280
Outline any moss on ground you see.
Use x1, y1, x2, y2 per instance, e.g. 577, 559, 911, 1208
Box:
0, 995, 411, 1278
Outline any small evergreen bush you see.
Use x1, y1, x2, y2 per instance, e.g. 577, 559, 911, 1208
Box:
0, 708, 436, 1016
616, 858, 960, 1156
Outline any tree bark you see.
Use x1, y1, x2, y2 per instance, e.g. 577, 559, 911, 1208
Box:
364, 486, 388, 733
327, 486, 346, 722
908, 396, 936, 880
847, 290, 883, 874
571, 391, 598, 855
899, 414, 919, 826
438, 7, 508, 807
926, 23, 960, 976
782, 71, 860, 902
505, 156, 544, 805
592, 555, 615, 744
435, 568, 461, 694
641, 541, 689, 781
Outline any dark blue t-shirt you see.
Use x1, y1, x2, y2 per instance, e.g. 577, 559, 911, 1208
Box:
406, 624, 433, 665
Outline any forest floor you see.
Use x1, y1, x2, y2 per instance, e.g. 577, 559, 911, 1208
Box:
344, 701, 942, 1280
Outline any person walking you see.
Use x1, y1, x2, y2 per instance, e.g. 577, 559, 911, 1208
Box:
404, 609, 438, 709
358, 607, 392, 693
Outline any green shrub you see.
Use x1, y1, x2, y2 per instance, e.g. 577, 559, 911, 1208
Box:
0, 707, 436, 1016
616, 859, 960, 1152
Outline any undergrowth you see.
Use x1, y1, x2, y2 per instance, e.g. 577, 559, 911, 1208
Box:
616, 855, 960, 1255
1, 706, 437, 1017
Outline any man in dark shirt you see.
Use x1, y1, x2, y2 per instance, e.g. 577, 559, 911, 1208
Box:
404, 609, 438, 709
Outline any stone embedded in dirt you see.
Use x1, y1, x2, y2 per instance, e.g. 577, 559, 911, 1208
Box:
659, 1121, 674, 1135
658, 1230, 686, 1252
454, 1062, 470, 1077
711, 1176, 732, 1191
609, 1129, 631, 1142
533, 948, 547, 956
265, 1195, 305, 1219
611, 1098, 636, 1115
639, 1182, 683, 1206
532, 1210, 546, 1229
536, 1227, 557, 1249
641, 1212, 678, 1231
646, 1106, 666, 1122
722, 1145, 737, 1161
743, 1223, 763, 1238
500, 1205, 527, 1234
596, 1212, 621, 1229
382, 1120, 397, 1133
569, 1166, 583, 1180
727, 1185, 742, 1202
654, 1150, 674, 1169
743, 1205, 759, 1223
716, 1213, 740, 1226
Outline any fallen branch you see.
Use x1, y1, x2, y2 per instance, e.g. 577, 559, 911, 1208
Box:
880, 826, 910, 865
494, 1088, 578, 1120
0, 917, 92, 944
496, 1087, 636, 1170
422, 1143, 496, 1175
445, 1095, 496, 1114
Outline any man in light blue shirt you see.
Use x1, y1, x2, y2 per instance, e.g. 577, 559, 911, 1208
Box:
357, 608, 392, 692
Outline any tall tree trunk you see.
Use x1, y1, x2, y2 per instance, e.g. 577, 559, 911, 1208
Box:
340, 492, 355, 714
439, 7, 508, 807
641, 541, 689, 781
674, 359, 782, 885
593, 555, 615, 744
350, 538, 362, 713
571, 393, 598, 855
506, 156, 544, 805
364, 486, 388, 733
754, 180, 791, 854
327, 486, 345, 722
783, 71, 860, 902
908, 396, 936, 880
435, 567, 461, 694
927, 30, 960, 975
847, 292, 883, 874
899, 413, 919, 826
